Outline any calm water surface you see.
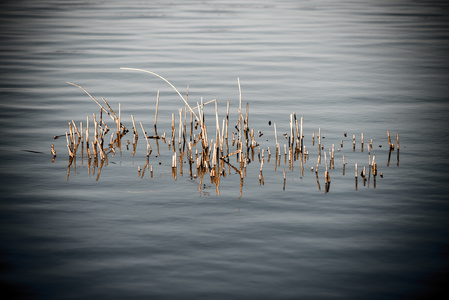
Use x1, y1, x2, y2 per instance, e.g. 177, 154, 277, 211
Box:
1, 1, 449, 299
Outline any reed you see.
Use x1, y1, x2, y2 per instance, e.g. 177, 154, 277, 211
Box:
387, 130, 393, 149
67, 82, 120, 127
140, 122, 152, 155
65, 132, 74, 157
131, 114, 138, 139
120, 67, 199, 122
353, 134, 356, 152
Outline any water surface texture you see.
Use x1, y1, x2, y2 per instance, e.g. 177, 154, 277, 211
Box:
1, 1, 449, 299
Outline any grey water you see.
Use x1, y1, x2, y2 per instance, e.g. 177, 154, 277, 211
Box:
1, 0, 449, 299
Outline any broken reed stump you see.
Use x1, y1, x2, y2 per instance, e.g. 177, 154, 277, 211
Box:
353, 134, 356, 152
387, 130, 394, 150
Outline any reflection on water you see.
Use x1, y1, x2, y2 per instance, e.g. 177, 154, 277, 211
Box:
1, 0, 449, 299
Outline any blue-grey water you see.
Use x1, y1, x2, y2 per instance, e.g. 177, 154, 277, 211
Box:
1, 1, 449, 299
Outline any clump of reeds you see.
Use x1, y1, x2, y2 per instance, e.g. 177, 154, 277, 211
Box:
53, 68, 399, 195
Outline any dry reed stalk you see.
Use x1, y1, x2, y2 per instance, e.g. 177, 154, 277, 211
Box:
318, 128, 321, 145
97, 140, 106, 161
221, 118, 225, 152
67, 82, 117, 124
237, 109, 243, 153
324, 151, 328, 175
211, 141, 217, 170
189, 109, 193, 144
278, 145, 281, 166
215, 100, 220, 146
238, 77, 242, 123
387, 131, 393, 149
171, 113, 175, 149
172, 152, 177, 168
183, 87, 189, 148
68, 122, 74, 145
65, 131, 74, 157
222, 149, 242, 160
80, 121, 83, 143
331, 144, 335, 169
93, 113, 98, 148
355, 163, 358, 178
117, 103, 121, 134
93, 114, 105, 160
102, 121, 109, 134
387, 147, 392, 167
86, 116, 91, 159
274, 123, 279, 149
353, 134, 356, 151
99, 126, 105, 150
140, 122, 152, 155
290, 114, 294, 151
72, 120, 81, 138
249, 128, 257, 148
120, 67, 200, 122
132, 133, 138, 156
101, 97, 118, 121
315, 172, 321, 190
294, 115, 299, 150
131, 114, 138, 139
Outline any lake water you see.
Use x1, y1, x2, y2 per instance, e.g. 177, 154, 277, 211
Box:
1, 0, 449, 299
